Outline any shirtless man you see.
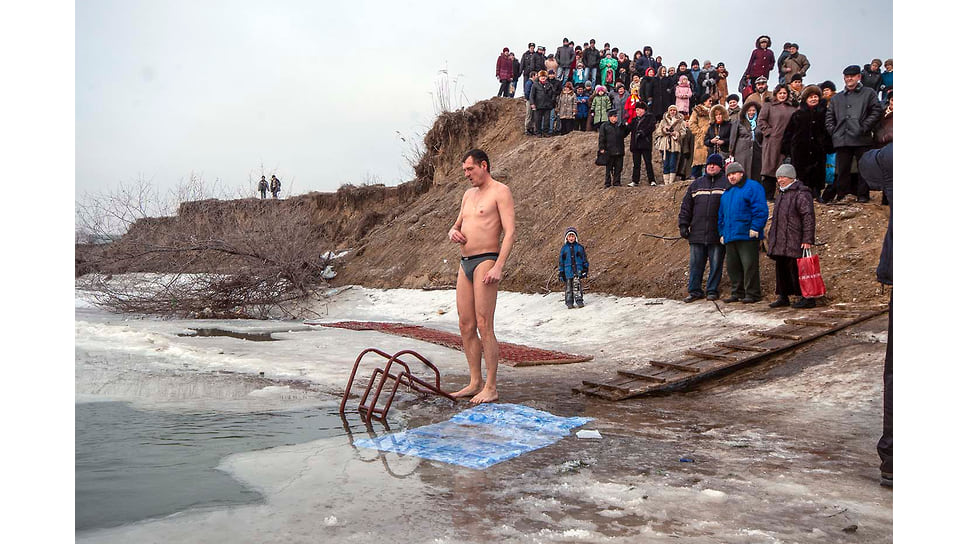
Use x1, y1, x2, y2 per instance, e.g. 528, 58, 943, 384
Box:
447, 149, 516, 404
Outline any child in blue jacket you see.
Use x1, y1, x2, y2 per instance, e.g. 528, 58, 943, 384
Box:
558, 227, 589, 308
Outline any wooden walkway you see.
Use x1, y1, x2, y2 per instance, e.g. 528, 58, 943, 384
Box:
574, 306, 888, 401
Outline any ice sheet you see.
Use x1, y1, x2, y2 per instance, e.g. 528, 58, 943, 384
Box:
355, 403, 592, 469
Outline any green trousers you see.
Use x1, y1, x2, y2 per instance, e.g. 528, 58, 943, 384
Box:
725, 240, 762, 300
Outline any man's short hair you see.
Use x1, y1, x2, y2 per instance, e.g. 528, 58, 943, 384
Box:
462, 149, 490, 172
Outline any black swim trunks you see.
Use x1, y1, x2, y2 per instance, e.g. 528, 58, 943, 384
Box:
460, 252, 500, 281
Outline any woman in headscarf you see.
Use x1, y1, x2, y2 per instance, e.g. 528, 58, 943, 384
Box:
758, 84, 797, 200
729, 101, 763, 181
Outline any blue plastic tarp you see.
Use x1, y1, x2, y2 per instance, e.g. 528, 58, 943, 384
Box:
354, 403, 593, 470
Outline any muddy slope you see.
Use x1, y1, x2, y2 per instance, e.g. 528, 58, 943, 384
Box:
333, 97, 890, 305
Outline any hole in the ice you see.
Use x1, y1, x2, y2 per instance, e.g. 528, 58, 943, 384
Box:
178, 328, 279, 341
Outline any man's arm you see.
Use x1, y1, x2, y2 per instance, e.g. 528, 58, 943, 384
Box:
448, 191, 468, 244
483, 185, 516, 284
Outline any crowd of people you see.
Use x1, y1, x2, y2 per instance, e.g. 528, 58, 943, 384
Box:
496, 36, 893, 201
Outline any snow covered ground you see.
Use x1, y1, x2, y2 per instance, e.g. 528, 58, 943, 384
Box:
76, 284, 892, 542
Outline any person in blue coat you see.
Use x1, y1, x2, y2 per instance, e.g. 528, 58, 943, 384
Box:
558, 227, 589, 309
719, 161, 769, 303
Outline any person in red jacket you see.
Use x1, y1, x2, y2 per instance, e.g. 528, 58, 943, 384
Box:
741, 35, 775, 91
496, 47, 514, 97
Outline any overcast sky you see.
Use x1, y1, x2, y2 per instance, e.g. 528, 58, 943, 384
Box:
76, 0, 892, 198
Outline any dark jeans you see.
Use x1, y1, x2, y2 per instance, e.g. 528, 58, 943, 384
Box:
662, 151, 679, 174
823, 146, 871, 200
878, 296, 893, 475
575, 116, 588, 131
771, 255, 802, 297
534, 108, 552, 135
632, 149, 656, 184
605, 154, 624, 186
688, 242, 725, 297
565, 277, 584, 307
725, 239, 762, 300
690, 164, 703, 180
498, 79, 511, 97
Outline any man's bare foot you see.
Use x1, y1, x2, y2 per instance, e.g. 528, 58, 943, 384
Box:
470, 387, 499, 404
451, 383, 482, 398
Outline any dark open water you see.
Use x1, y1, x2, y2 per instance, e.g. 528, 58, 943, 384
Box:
75, 401, 382, 533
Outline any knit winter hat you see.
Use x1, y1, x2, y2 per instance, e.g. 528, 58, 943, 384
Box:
726, 162, 745, 175
776, 163, 796, 179
706, 154, 724, 168
564, 227, 579, 242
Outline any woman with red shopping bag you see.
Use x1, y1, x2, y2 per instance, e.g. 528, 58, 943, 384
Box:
766, 163, 818, 308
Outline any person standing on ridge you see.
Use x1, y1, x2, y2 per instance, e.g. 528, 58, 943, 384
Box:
448, 149, 516, 405
270, 175, 281, 199
258, 175, 268, 199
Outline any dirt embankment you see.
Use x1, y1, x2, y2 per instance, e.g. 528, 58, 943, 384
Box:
82, 97, 891, 305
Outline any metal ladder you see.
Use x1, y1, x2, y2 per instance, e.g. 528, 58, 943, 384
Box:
339, 348, 457, 424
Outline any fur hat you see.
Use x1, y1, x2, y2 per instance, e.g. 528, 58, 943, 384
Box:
726, 93, 740, 103
776, 163, 796, 179
819, 80, 837, 93
726, 162, 745, 175
800, 85, 822, 101
564, 227, 579, 242
538, 70, 548, 78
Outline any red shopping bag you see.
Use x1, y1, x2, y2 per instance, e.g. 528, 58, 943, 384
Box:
797, 248, 826, 298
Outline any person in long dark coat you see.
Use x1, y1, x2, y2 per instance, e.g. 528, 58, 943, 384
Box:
781, 85, 832, 199
652, 66, 674, 116
766, 163, 816, 309
729, 101, 763, 181
759, 84, 797, 201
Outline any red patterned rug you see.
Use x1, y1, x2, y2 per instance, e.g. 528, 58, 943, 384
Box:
315, 321, 593, 367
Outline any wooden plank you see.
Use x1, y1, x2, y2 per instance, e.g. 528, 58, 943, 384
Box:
784, 318, 840, 328
617, 370, 666, 383
574, 305, 888, 401
684, 349, 739, 362
716, 342, 770, 353
581, 381, 630, 394
750, 330, 802, 341
818, 311, 860, 318
649, 360, 702, 373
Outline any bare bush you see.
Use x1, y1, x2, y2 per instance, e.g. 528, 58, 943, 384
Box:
77, 178, 330, 319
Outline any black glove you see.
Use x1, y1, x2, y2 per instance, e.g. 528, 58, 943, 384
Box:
558, 271, 565, 282
680, 226, 690, 239
580, 270, 588, 278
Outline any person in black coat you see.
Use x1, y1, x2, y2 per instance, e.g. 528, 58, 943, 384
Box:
598, 110, 629, 187
678, 153, 729, 302
628, 102, 657, 186
858, 142, 892, 488
510, 53, 522, 97
638, 67, 658, 111
781, 85, 833, 200
705, 104, 732, 156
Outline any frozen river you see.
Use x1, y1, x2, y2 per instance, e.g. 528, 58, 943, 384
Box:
76, 285, 891, 542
